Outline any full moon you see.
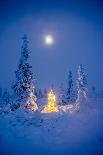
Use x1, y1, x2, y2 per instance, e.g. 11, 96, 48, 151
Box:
44, 35, 54, 45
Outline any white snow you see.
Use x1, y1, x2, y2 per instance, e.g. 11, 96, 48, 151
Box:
0, 99, 103, 155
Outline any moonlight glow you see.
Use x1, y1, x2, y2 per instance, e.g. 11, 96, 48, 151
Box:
44, 35, 54, 45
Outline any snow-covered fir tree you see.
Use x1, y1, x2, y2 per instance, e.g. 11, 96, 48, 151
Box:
58, 83, 66, 105
12, 35, 38, 111
42, 89, 59, 113
76, 64, 88, 104
66, 71, 75, 103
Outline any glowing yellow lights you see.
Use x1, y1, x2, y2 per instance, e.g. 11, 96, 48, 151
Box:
42, 89, 59, 113
45, 35, 54, 45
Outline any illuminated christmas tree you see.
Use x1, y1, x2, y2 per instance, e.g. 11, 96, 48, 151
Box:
42, 89, 59, 113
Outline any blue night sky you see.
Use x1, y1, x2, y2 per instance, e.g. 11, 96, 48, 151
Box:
0, 0, 103, 91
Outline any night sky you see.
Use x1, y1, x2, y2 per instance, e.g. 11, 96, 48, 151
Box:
0, 0, 103, 91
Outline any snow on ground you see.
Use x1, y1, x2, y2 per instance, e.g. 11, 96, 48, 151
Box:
0, 99, 103, 155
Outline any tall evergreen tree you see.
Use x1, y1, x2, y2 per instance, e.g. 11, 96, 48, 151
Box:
76, 64, 88, 103
58, 83, 66, 105
66, 71, 75, 103
12, 35, 38, 111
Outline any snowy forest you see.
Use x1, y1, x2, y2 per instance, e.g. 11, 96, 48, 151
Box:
0, 35, 103, 155
0, 35, 103, 113
0, 0, 103, 155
